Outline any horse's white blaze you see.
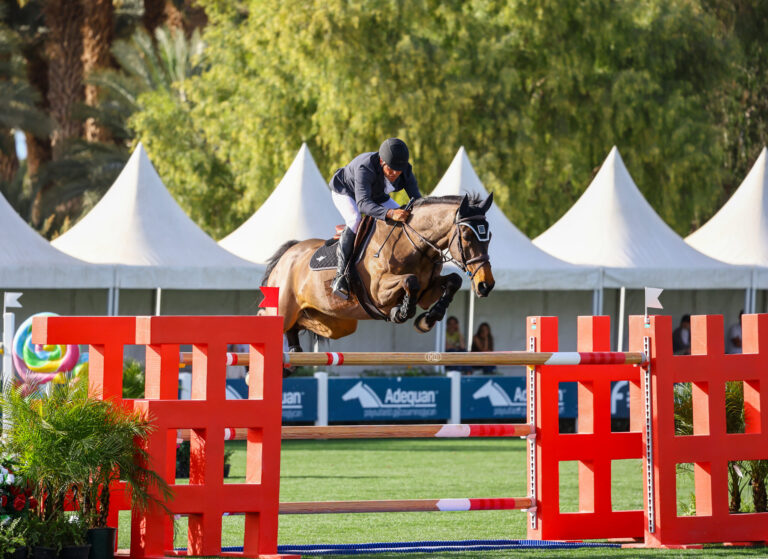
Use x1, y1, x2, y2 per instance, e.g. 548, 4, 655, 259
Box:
437, 498, 471, 511
435, 424, 471, 438
544, 352, 581, 365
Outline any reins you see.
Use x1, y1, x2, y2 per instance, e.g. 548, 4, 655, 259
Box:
375, 202, 489, 280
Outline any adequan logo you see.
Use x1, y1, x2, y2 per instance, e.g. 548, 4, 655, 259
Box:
472, 380, 567, 413
472, 380, 517, 407
342, 381, 437, 409
282, 391, 303, 410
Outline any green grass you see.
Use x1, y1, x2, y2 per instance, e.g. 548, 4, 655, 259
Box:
116, 438, 767, 558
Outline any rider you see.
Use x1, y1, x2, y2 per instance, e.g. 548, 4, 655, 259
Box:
329, 138, 422, 299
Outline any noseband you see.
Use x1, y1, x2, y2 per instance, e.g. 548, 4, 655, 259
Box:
451, 213, 491, 279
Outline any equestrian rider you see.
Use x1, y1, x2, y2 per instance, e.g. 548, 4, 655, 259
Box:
329, 138, 422, 299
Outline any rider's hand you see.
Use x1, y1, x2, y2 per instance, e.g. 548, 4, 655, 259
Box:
387, 208, 410, 222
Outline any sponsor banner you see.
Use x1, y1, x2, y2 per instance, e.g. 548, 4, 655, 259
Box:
329, 377, 451, 422
461, 378, 629, 420
461, 377, 526, 419
282, 378, 319, 421
226, 378, 318, 422
611, 380, 630, 418
461, 377, 577, 419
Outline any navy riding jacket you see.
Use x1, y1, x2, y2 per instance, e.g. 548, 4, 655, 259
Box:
330, 152, 421, 220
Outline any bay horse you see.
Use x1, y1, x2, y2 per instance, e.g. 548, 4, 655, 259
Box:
261, 193, 495, 351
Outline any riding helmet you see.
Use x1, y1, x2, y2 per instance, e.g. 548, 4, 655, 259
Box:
379, 138, 410, 172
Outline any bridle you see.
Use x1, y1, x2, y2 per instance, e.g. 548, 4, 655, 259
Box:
396, 208, 491, 280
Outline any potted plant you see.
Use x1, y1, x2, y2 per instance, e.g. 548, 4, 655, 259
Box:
2, 380, 171, 559
0, 452, 35, 559
57, 515, 89, 559
0, 517, 28, 559
23, 513, 88, 559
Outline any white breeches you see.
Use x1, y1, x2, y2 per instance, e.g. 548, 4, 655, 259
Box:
331, 191, 400, 233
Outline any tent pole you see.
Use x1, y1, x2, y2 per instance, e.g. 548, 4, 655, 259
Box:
617, 286, 626, 351
154, 288, 162, 316
467, 289, 475, 354
434, 317, 444, 374
113, 287, 120, 316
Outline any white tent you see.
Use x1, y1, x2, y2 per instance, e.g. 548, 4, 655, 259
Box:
52, 144, 263, 296
686, 147, 768, 298
533, 147, 751, 289
220, 144, 339, 263
431, 147, 600, 291
0, 191, 112, 289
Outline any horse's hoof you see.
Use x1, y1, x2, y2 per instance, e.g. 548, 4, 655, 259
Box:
288, 345, 303, 353
414, 313, 435, 333
389, 307, 408, 324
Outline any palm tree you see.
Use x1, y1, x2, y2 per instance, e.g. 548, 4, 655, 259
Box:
0, 3, 50, 217
82, 0, 115, 142
36, 24, 205, 237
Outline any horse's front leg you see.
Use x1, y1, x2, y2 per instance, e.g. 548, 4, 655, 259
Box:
414, 273, 462, 333
387, 274, 420, 324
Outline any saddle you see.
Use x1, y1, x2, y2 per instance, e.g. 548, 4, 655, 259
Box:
308, 216, 387, 320
308, 216, 376, 271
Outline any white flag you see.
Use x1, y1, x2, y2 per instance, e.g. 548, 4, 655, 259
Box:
3, 292, 22, 312
644, 287, 663, 310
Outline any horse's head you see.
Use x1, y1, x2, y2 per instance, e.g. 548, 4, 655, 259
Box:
450, 193, 495, 297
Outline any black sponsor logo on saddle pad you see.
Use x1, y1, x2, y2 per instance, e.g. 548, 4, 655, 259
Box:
309, 242, 339, 271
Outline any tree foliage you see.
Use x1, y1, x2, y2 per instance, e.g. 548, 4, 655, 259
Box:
130, 0, 756, 239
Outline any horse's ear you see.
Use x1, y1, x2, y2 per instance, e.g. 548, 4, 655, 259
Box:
459, 194, 470, 215
480, 192, 494, 214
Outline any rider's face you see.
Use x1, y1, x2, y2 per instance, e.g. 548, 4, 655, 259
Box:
380, 159, 403, 182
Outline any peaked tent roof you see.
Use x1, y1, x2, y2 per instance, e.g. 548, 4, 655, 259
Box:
533, 147, 751, 288
430, 147, 600, 289
52, 143, 263, 289
220, 143, 339, 263
686, 147, 768, 288
0, 192, 113, 288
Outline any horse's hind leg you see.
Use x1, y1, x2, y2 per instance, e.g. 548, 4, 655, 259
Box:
286, 325, 303, 352
389, 275, 420, 324
414, 273, 462, 333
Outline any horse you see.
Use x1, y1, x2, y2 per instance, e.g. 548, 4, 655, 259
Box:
261, 193, 496, 351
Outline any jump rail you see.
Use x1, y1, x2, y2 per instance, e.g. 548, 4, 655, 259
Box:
279, 497, 533, 514
177, 423, 534, 441
180, 350, 647, 367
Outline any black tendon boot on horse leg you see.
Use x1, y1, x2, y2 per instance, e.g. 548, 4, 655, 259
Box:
331, 227, 356, 300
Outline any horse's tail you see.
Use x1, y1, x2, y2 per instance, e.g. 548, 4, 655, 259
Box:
261, 240, 300, 286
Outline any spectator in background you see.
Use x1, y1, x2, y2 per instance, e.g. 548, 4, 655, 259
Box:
445, 316, 467, 352
726, 311, 744, 354
444, 316, 471, 374
672, 314, 691, 355
471, 322, 496, 374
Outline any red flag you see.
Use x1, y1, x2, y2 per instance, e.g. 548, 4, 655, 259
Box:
259, 286, 279, 309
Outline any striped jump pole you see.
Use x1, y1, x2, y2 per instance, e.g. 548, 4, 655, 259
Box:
179, 350, 647, 367
177, 423, 534, 442
279, 497, 533, 515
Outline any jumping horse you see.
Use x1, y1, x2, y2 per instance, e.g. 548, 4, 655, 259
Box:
261, 193, 495, 351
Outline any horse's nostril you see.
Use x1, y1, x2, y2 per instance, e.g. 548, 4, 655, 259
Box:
478, 282, 489, 295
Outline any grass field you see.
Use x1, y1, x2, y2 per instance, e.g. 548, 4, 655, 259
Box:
117, 438, 766, 558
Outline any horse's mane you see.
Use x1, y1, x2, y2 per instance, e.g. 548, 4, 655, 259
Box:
261, 240, 300, 286
411, 193, 485, 208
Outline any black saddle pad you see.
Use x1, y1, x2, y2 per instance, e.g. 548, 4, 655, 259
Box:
309, 242, 338, 270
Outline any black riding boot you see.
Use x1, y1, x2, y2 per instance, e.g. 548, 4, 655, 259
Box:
331, 227, 356, 300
